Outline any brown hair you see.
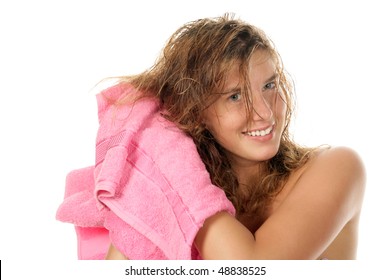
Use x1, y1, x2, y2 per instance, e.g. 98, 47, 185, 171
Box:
112, 14, 314, 226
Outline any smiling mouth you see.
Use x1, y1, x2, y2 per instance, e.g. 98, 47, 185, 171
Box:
244, 125, 274, 137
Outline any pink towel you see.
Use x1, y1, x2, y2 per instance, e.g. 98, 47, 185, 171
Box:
56, 84, 235, 259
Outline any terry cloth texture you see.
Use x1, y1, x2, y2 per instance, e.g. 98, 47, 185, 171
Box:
56, 84, 235, 259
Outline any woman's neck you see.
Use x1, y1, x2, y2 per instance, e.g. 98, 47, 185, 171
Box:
232, 161, 266, 190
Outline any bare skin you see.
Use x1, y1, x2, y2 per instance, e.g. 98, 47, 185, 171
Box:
194, 146, 365, 259
105, 51, 366, 259
105, 243, 128, 260
106, 146, 365, 259
194, 51, 366, 259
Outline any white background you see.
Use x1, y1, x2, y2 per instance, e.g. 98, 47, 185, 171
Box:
1, 0, 389, 277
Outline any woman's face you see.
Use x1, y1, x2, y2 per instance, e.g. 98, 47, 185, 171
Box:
202, 51, 287, 170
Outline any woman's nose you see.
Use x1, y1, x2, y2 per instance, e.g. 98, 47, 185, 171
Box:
251, 93, 273, 121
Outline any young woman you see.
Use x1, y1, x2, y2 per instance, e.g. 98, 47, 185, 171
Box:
58, 14, 365, 260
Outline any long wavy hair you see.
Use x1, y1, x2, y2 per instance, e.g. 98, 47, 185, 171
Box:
111, 14, 314, 227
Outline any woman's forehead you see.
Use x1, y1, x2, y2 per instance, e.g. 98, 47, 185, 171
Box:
221, 51, 276, 91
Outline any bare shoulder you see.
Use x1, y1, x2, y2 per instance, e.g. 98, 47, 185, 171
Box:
314, 145, 364, 164
262, 146, 367, 258
308, 146, 366, 185
276, 146, 365, 206
297, 145, 366, 214
297, 146, 366, 259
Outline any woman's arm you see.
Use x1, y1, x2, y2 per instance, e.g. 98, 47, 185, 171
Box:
105, 147, 365, 260
195, 146, 366, 259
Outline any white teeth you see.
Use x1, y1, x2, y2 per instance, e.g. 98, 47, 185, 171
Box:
246, 126, 273, 137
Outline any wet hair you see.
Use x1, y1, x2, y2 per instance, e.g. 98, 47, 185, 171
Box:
112, 13, 314, 228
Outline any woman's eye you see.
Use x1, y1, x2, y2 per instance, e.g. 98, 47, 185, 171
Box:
229, 93, 241, 102
264, 81, 276, 90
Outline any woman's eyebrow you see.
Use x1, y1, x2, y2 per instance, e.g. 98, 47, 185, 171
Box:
219, 83, 241, 95
264, 73, 278, 84
219, 73, 279, 94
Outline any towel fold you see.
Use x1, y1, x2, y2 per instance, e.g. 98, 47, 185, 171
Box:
56, 84, 235, 259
